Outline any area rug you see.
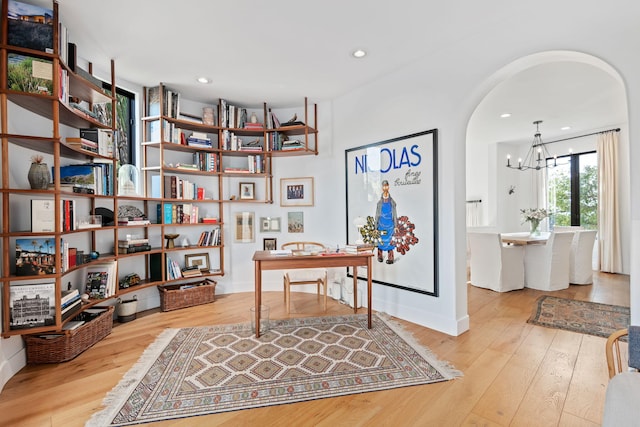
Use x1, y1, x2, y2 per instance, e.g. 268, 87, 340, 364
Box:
86, 313, 460, 426
527, 295, 630, 338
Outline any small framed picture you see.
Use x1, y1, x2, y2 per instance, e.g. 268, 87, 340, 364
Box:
184, 253, 210, 272
280, 177, 314, 207
239, 182, 255, 200
288, 211, 304, 233
263, 238, 277, 251
259, 216, 282, 232
234, 211, 255, 243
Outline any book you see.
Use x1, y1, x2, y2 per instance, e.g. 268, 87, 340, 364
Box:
7, 0, 54, 53
62, 320, 85, 331
15, 237, 56, 276
84, 261, 117, 299
61, 289, 80, 305
7, 53, 53, 95
9, 282, 55, 329
31, 199, 55, 232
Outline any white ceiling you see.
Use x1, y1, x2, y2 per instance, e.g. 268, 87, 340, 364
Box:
52, 0, 627, 144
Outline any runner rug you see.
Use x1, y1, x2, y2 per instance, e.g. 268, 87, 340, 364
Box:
86, 313, 460, 426
527, 295, 630, 338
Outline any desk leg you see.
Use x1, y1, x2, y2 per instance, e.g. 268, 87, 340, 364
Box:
367, 256, 372, 329
254, 260, 262, 338
352, 266, 358, 314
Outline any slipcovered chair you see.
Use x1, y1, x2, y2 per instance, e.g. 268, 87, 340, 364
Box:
569, 230, 597, 285
524, 232, 574, 291
467, 232, 525, 292
281, 242, 327, 313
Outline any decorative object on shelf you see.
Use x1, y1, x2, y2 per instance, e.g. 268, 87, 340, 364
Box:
520, 208, 549, 236
164, 234, 180, 249
280, 177, 314, 207
118, 205, 145, 219
185, 253, 210, 272
505, 120, 562, 171
117, 164, 140, 196
116, 295, 137, 323
239, 182, 255, 200
202, 107, 215, 125
250, 112, 258, 124
27, 155, 51, 189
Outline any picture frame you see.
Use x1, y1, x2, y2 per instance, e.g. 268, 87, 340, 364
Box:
234, 211, 255, 243
263, 238, 277, 251
184, 253, 210, 272
345, 129, 439, 296
287, 211, 304, 233
239, 182, 255, 200
280, 177, 314, 207
259, 216, 282, 232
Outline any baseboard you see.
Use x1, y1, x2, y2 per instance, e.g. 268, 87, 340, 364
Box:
0, 338, 27, 393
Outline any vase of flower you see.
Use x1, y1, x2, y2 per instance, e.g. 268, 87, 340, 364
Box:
27, 155, 51, 190
521, 208, 549, 237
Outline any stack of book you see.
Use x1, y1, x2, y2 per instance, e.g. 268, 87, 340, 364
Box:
344, 244, 376, 254
117, 237, 151, 254
181, 265, 202, 278
186, 132, 212, 148
61, 289, 82, 320
117, 215, 151, 226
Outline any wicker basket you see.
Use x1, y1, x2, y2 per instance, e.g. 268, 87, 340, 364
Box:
158, 279, 217, 312
24, 306, 114, 364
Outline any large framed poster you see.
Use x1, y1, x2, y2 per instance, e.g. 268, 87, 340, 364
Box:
345, 129, 438, 296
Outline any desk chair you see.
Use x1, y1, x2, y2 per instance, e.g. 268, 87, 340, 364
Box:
281, 242, 327, 313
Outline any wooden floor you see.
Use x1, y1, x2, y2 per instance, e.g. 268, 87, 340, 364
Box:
0, 272, 629, 426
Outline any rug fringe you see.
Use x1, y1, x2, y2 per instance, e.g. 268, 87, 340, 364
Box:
376, 312, 463, 380
85, 328, 179, 427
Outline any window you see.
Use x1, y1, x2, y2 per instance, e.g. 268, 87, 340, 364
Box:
547, 151, 597, 230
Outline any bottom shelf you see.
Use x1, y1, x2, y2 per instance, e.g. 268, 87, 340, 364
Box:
24, 306, 114, 364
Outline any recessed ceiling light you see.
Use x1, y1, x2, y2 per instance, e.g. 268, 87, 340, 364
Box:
561, 126, 571, 130
197, 77, 211, 84
500, 113, 511, 118
352, 49, 367, 59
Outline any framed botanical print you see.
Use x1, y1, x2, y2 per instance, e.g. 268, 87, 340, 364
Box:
345, 129, 439, 296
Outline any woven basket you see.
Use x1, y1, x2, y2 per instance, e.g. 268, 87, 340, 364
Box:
158, 279, 217, 312
24, 306, 114, 364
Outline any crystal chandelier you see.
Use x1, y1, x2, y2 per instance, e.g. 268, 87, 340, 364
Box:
506, 120, 557, 171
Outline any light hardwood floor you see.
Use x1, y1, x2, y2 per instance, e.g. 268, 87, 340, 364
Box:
0, 272, 629, 426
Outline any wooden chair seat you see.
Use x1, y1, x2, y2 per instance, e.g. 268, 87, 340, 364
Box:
281, 242, 327, 313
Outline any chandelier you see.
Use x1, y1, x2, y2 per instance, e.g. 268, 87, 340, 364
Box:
506, 120, 557, 171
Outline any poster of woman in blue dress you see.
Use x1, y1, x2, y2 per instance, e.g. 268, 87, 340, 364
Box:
375, 180, 397, 264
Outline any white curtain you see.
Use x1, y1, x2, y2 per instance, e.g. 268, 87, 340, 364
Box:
597, 131, 622, 273
466, 201, 482, 226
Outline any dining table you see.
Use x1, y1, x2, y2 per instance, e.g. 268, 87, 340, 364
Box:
501, 232, 550, 246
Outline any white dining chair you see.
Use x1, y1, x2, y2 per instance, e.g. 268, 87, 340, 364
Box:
524, 231, 575, 291
467, 232, 525, 292
569, 230, 597, 285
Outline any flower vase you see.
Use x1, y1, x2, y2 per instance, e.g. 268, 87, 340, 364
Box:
27, 162, 51, 189
529, 219, 541, 237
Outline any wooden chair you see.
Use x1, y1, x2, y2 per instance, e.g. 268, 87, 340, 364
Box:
281, 242, 327, 313
606, 328, 628, 379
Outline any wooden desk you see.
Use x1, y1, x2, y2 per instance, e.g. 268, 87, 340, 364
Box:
501, 232, 549, 246
252, 251, 373, 338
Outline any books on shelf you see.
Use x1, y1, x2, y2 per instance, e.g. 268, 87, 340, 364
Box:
79, 128, 114, 157
61, 289, 80, 306
7, 53, 53, 95
181, 265, 202, 278
166, 255, 182, 280
9, 282, 55, 329
7, 0, 54, 53
197, 228, 221, 246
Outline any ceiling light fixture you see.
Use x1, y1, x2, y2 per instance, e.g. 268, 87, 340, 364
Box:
561, 126, 571, 130
506, 120, 558, 171
500, 113, 511, 118
352, 49, 367, 58
197, 77, 211, 84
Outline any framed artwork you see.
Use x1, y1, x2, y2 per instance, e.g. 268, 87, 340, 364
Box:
184, 253, 210, 272
239, 182, 255, 200
260, 216, 281, 232
287, 211, 304, 233
345, 129, 439, 296
234, 211, 255, 243
263, 238, 277, 251
280, 177, 314, 207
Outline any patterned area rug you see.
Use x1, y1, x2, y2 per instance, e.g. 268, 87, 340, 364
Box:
527, 295, 630, 338
86, 313, 460, 426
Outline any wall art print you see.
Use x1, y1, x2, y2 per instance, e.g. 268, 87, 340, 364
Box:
345, 129, 438, 296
